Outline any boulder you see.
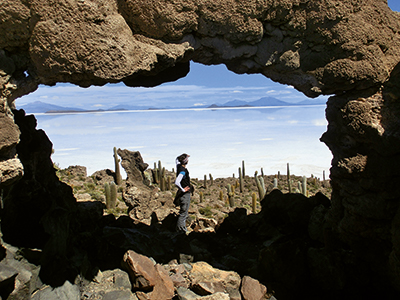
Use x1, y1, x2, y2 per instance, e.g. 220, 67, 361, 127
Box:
189, 261, 241, 297
240, 276, 267, 300
122, 250, 175, 300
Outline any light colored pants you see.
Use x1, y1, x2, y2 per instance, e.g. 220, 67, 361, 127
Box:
176, 193, 190, 232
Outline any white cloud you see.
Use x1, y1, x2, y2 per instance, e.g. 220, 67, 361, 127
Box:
57, 148, 79, 151
194, 103, 206, 106
288, 120, 299, 124
313, 119, 328, 126
260, 138, 273, 141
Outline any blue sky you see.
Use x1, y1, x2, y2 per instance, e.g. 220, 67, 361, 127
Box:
17, 63, 319, 110
17, 1, 399, 110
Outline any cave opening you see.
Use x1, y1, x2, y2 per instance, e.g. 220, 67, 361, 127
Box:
16, 62, 332, 181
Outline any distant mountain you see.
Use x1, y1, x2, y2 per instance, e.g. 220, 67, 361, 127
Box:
18, 101, 86, 113
18, 96, 326, 114
108, 104, 152, 111
297, 98, 327, 105
210, 97, 294, 108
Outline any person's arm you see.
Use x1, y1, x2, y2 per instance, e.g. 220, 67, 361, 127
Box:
175, 172, 189, 192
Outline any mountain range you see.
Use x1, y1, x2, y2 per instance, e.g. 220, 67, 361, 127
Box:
17, 97, 327, 114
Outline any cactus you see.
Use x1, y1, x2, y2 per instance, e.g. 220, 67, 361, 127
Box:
302, 176, 307, 196
209, 173, 213, 186
113, 147, 122, 185
252, 192, 257, 214
105, 182, 117, 209
104, 182, 111, 206
227, 184, 235, 207
261, 168, 264, 177
254, 172, 265, 200
199, 191, 204, 203
167, 176, 171, 190
204, 174, 207, 189
158, 160, 162, 184
242, 160, 245, 178
298, 181, 302, 193
323, 170, 326, 181
278, 171, 280, 180
219, 190, 224, 201
273, 177, 278, 189
239, 167, 244, 193
160, 167, 166, 191
287, 163, 292, 193
259, 176, 266, 197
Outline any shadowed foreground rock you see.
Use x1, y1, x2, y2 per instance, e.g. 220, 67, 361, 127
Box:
1, 0, 400, 298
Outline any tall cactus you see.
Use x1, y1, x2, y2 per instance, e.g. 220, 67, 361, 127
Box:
227, 184, 235, 207
167, 176, 171, 190
273, 177, 278, 189
242, 160, 245, 178
105, 182, 117, 209
259, 176, 266, 197
204, 174, 207, 189
104, 182, 111, 207
287, 163, 292, 193
158, 160, 162, 184
254, 171, 265, 200
302, 176, 307, 196
160, 167, 166, 191
239, 167, 243, 193
209, 173, 214, 186
113, 147, 122, 185
219, 190, 224, 201
252, 192, 257, 214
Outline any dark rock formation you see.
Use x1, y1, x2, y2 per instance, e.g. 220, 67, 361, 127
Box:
1, 0, 400, 298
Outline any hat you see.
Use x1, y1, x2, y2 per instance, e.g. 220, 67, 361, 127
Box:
176, 153, 190, 165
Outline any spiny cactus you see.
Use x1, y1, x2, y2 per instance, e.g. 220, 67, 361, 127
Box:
242, 160, 245, 178
105, 181, 117, 209
254, 172, 265, 200
104, 182, 111, 206
199, 191, 204, 203
160, 167, 166, 191
113, 147, 122, 185
209, 173, 213, 186
227, 184, 235, 207
167, 176, 171, 190
219, 190, 224, 201
252, 192, 257, 214
287, 163, 292, 193
239, 167, 244, 193
273, 177, 278, 189
302, 176, 307, 196
204, 174, 207, 189
158, 160, 162, 184
259, 176, 266, 197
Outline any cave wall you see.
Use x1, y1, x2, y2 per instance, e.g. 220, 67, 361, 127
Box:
1, 0, 400, 292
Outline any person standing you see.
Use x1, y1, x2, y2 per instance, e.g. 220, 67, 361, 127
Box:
174, 153, 191, 233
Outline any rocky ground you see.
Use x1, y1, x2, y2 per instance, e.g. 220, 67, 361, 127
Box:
56, 164, 332, 229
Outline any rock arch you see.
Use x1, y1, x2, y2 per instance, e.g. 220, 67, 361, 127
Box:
1, 0, 400, 294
